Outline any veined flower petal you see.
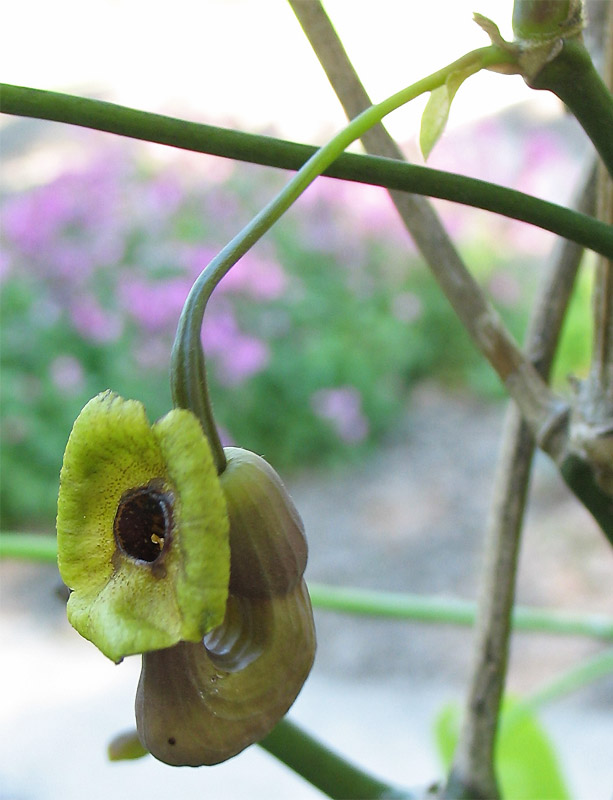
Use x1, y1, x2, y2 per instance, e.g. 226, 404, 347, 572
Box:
57, 390, 230, 663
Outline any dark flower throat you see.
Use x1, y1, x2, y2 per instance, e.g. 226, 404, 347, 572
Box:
114, 484, 173, 563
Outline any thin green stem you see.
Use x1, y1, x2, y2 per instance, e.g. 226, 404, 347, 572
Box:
2, 84, 611, 258
504, 648, 613, 726
530, 40, 613, 178
260, 718, 411, 800
0, 532, 58, 563
106, 718, 411, 798
2, 534, 612, 641
170, 46, 512, 461
559, 454, 613, 544
523, 647, 613, 709
307, 583, 613, 640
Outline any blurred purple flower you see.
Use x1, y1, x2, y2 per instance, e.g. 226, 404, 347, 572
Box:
218, 253, 288, 300
202, 304, 270, 385
201, 305, 240, 354
44, 242, 97, 284
299, 180, 364, 256
516, 131, 580, 204
120, 277, 191, 332
488, 271, 521, 308
182, 245, 219, 280
339, 181, 407, 245
2, 154, 126, 266
49, 355, 85, 395
0, 249, 11, 283
89, 231, 125, 269
69, 295, 122, 343
218, 336, 269, 386
311, 386, 369, 443
143, 173, 184, 218
202, 185, 243, 231
2, 186, 73, 255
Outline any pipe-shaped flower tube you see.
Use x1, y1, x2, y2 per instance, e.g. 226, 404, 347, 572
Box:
136, 447, 316, 766
221, 447, 308, 597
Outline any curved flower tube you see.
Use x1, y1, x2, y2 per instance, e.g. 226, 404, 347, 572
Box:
136, 582, 315, 765
136, 447, 316, 766
56, 391, 230, 663
57, 393, 315, 762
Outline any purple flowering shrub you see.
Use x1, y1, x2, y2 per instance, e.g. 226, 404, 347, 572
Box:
0, 117, 586, 525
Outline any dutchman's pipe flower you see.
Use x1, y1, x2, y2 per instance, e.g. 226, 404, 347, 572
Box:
57, 391, 315, 765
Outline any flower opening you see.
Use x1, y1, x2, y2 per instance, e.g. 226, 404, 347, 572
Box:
113, 482, 174, 565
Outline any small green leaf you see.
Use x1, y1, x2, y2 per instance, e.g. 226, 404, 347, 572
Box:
419, 67, 474, 160
433, 701, 460, 770
499, 698, 571, 800
434, 697, 571, 800
108, 730, 149, 761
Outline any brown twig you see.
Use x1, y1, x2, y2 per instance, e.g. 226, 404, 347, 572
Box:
286, 1, 597, 794
586, 0, 613, 419
287, 0, 567, 454
445, 167, 595, 799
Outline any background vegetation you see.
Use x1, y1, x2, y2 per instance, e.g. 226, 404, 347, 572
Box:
0, 115, 591, 527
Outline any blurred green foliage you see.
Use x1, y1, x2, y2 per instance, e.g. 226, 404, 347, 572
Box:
0, 119, 590, 528
435, 698, 571, 799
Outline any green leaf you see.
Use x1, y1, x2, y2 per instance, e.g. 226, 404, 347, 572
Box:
419, 67, 473, 160
434, 697, 571, 800
434, 702, 460, 770
107, 730, 149, 761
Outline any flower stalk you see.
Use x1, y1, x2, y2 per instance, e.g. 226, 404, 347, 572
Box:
1, 84, 611, 257
3, 534, 612, 640
169, 43, 515, 453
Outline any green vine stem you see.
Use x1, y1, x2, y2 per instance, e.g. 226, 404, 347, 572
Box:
288, 1, 613, 550
107, 717, 412, 799
108, 650, 613, 800
260, 719, 411, 800
517, 647, 613, 719
529, 39, 613, 178
307, 582, 613, 641
580, 3, 613, 426
0, 532, 58, 562
1, 84, 611, 259
168, 45, 514, 461
2, 533, 612, 641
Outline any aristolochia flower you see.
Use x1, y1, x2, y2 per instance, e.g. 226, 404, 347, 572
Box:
57, 391, 315, 766
56, 390, 230, 663
136, 447, 316, 766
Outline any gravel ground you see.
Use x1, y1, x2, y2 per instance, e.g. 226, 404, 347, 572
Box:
2, 384, 612, 798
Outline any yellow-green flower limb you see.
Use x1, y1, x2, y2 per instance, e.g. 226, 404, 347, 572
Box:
170, 44, 514, 468
56, 391, 230, 662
